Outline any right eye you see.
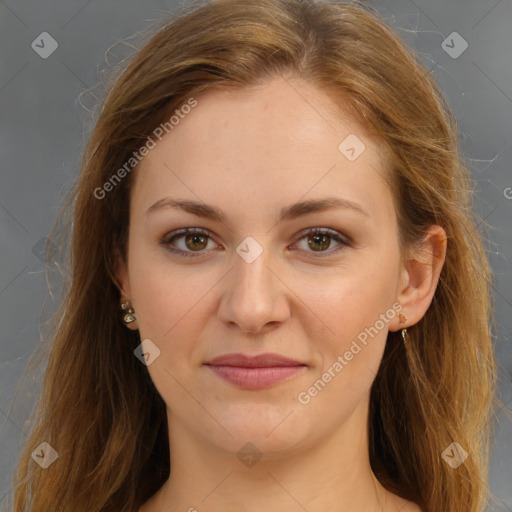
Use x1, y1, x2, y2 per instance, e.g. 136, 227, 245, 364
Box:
161, 228, 220, 257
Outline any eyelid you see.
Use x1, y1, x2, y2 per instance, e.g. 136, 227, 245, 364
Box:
290, 227, 352, 257
295, 227, 352, 246
161, 227, 211, 244
161, 226, 352, 257
161, 227, 219, 258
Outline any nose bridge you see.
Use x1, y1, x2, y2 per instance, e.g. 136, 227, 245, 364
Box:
232, 235, 274, 301
219, 234, 288, 333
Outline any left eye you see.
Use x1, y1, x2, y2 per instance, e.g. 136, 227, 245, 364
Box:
161, 227, 351, 258
292, 228, 350, 255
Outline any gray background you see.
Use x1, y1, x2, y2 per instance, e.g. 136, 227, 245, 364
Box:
1, 0, 511, 510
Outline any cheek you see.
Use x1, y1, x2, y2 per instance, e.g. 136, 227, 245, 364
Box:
299, 296, 392, 434
128, 243, 209, 339
313, 251, 400, 385
320, 255, 399, 338
128, 259, 211, 405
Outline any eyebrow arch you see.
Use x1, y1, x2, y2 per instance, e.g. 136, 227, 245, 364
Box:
145, 197, 369, 222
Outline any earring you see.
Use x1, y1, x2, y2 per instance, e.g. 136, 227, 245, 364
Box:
398, 312, 408, 342
120, 299, 136, 324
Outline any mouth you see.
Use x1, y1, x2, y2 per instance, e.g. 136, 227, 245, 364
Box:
203, 353, 307, 390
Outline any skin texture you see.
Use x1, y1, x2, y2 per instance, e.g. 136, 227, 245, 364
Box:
115, 76, 445, 512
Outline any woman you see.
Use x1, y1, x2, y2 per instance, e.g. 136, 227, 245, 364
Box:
12, 0, 497, 511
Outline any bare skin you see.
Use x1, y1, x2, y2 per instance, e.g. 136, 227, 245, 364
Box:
115, 75, 444, 512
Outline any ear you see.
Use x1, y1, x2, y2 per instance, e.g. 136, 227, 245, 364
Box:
113, 247, 138, 331
392, 225, 447, 331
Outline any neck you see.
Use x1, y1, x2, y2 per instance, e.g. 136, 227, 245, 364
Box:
144, 393, 397, 512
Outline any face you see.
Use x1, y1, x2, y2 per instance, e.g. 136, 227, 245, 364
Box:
116, 76, 406, 459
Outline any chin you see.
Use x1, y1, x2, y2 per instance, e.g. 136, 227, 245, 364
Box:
202, 407, 316, 457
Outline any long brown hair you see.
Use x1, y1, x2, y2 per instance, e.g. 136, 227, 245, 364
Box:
12, 1, 498, 510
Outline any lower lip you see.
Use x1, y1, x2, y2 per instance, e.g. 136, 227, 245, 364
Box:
205, 365, 306, 389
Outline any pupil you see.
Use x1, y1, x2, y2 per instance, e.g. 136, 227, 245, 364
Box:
310, 234, 330, 251
186, 234, 206, 250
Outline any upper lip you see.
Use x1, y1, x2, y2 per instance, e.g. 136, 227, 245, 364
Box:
204, 353, 306, 368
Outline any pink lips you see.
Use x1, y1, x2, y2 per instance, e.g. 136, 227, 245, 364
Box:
204, 353, 307, 389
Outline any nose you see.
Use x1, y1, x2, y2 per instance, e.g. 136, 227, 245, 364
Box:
217, 242, 291, 335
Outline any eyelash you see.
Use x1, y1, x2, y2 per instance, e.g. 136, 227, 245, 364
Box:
160, 227, 352, 258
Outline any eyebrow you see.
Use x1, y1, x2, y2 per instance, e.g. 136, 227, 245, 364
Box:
145, 196, 369, 222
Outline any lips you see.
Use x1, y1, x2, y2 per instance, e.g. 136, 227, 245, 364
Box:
205, 353, 306, 368
204, 353, 307, 389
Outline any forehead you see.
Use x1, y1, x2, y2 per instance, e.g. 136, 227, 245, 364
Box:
131, 76, 393, 222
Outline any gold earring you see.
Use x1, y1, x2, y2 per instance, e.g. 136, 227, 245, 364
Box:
398, 312, 407, 342
121, 300, 136, 324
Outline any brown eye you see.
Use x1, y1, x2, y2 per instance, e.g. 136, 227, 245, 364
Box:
293, 228, 351, 256
307, 233, 332, 251
184, 233, 208, 251
162, 227, 351, 259
162, 228, 218, 257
